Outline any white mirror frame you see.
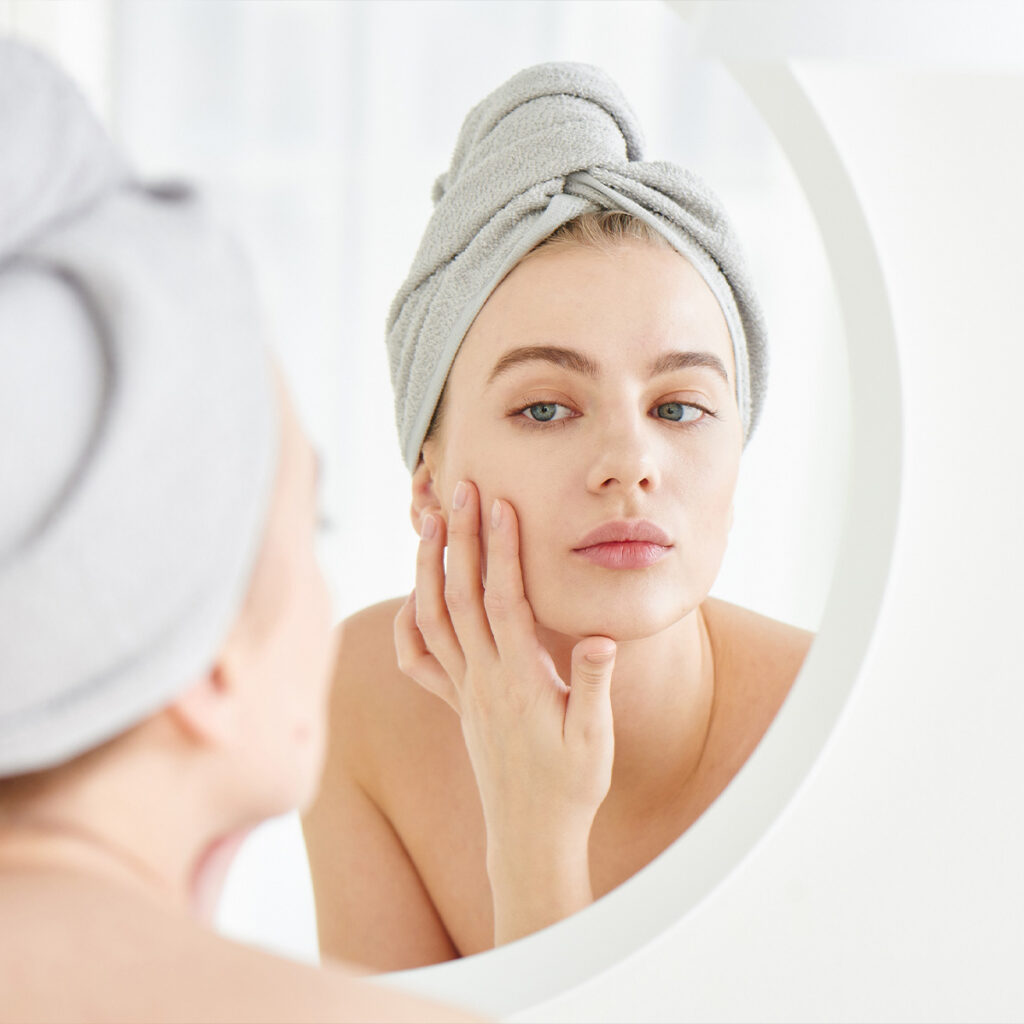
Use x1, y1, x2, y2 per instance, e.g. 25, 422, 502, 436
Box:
377, 56, 903, 1020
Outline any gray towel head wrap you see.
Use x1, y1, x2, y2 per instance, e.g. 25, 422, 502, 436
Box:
387, 61, 768, 471
0, 41, 278, 778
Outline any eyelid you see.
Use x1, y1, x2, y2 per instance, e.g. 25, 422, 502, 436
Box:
513, 400, 578, 423
506, 390, 578, 412
652, 389, 717, 412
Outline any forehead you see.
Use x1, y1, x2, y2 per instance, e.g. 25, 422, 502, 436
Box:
455, 240, 736, 381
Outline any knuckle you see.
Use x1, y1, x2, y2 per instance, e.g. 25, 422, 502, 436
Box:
447, 511, 475, 537
444, 582, 472, 613
396, 650, 422, 678
414, 606, 438, 635
483, 588, 518, 617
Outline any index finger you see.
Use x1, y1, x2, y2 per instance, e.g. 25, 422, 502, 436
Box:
482, 497, 538, 658
444, 479, 497, 660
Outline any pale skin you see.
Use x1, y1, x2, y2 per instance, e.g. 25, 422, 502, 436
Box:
304, 239, 812, 969
0, 374, 477, 1024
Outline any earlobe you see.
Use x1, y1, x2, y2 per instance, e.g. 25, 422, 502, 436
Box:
409, 457, 441, 535
166, 660, 238, 749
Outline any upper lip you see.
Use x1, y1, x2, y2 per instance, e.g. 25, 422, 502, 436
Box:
573, 519, 673, 549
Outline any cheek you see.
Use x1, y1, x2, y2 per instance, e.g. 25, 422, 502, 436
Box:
273, 566, 334, 743
676, 455, 741, 556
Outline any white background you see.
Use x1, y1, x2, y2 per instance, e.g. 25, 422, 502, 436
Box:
5, 1, 1021, 1020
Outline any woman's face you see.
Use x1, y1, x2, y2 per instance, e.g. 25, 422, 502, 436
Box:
419, 239, 744, 641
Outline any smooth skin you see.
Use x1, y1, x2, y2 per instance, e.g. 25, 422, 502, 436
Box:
304, 240, 812, 969
0, 372, 476, 1024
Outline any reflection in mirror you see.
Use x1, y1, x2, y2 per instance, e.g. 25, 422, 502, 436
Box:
101, 0, 846, 975
302, 53, 829, 968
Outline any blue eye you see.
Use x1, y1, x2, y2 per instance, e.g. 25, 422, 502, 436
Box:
522, 402, 572, 422
655, 402, 703, 422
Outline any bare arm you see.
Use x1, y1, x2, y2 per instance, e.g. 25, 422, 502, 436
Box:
395, 483, 616, 946
303, 634, 459, 971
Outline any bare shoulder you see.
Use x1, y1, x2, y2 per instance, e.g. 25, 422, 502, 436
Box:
329, 597, 459, 777
0, 872, 479, 1023
198, 927, 479, 1023
178, 920, 478, 1023
702, 597, 814, 680
332, 596, 409, 706
335, 596, 407, 674
701, 597, 814, 738
303, 599, 469, 968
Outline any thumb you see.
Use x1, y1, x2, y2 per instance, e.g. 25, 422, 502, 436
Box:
565, 636, 616, 740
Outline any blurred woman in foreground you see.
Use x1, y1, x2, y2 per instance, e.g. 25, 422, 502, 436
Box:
0, 41, 473, 1024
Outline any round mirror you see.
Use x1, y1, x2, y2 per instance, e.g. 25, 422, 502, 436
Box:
369, 35, 900, 1024
31, 1, 895, 1014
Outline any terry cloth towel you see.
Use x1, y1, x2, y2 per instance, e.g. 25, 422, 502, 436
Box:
387, 61, 768, 471
0, 40, 277, 777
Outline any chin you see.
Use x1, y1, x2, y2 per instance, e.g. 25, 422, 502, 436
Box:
531, 589, 702, 643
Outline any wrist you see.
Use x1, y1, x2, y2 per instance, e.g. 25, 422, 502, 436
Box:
484, 817, 592, 882
488, 843, 595, 947
486, 836, 590, 889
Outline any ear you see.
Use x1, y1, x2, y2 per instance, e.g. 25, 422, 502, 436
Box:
165, 657, 241, 749
409, 455, 442, 535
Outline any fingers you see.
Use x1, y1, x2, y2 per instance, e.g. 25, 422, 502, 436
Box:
564, 637, 616, 742
484, 498, 539, 658
444, 480, 496, 659
414, 510, 465, 679
394, 592, 459, 712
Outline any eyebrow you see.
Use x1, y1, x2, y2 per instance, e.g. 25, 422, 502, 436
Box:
487, 345, 599, 383
486, 345, 731, 386
647, 350, 731, 384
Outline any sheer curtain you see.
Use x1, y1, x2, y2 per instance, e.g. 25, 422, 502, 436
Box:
5, 0, 846, 962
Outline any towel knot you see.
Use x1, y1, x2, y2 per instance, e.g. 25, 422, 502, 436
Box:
387, 62, 767, 471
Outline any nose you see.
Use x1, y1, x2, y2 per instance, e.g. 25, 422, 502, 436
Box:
585, 417, 661, 494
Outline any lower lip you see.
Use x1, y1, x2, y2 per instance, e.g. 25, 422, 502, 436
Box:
572, 541, 671, 569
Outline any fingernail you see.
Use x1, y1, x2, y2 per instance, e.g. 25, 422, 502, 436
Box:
490, 498, 502, 529
421, 513, 437, 540
585, 643, 616, 665
453, 480, 467, 509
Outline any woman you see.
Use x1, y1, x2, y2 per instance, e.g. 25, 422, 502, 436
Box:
304, 62, 811, 969
0, 41, 472, 1024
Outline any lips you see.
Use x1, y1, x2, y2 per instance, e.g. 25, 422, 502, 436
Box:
572, 519, 673, 570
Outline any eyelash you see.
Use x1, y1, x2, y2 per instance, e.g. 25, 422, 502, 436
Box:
509, 400, 716, 427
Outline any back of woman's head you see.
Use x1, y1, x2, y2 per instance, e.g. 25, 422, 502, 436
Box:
0, 40, 282, 785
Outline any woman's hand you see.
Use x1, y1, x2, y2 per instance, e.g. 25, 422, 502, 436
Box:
393, 479, 617, 945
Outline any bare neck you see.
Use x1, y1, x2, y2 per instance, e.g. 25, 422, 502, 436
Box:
0, 752, 248, 921
538, 604, 715, 813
